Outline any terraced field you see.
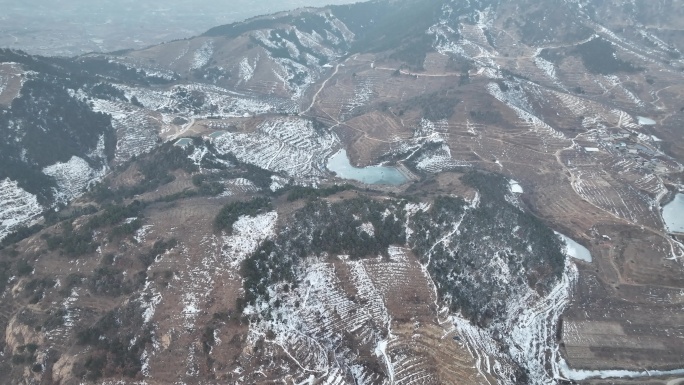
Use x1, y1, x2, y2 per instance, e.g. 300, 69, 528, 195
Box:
3, 1, 684, 384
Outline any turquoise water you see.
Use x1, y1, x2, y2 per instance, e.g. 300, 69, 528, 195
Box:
663, 193, 684, 233
327, 149, 408, 185
174, 138, 193, 147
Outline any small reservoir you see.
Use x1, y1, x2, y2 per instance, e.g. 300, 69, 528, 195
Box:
637, 116, 656, 125
327, 149, 408, 185
509, 180, 523, 194
663, 193, 684, 233
209, 131, 226, 139
556, 232, 592, 262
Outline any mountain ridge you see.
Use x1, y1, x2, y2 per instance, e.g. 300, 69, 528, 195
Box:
1, 0, 684, 384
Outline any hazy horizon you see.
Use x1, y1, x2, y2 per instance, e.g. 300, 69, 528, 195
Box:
0, 0, 360, 56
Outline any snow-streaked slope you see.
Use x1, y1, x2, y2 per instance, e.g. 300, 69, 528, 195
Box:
222, 212, 278, 268
245, 256, 395, 384
42, 156, 107, 205
393, 119, 470, 172
0, 178, 43, 242
212, 117, 338, 179
119, 83, 285, 118
450, 250, 579, 385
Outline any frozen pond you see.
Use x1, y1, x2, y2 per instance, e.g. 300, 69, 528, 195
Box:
637, 116, 656, 125
209, 131, 226, 139
509, 180, 523, 194
555, 232, 592, 262
663, 193, 684, 233
327, 149, 408, 185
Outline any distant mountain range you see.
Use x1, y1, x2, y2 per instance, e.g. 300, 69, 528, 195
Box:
0, 0, 359, 56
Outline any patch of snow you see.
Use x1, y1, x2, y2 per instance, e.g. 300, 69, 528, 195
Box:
415, 142, 469, 173
106, 57, 178, 81
324, 12, 355, 43
294, 29, 337, 60
269, 175, 289, 192
44, 288, 81, 347
486, 81, 566, 141
454, 258, 580, 384
559, 362, 684, 381
135, 225, 153, 244
212, 117, 338, 180
139, 281, 162, 325
191, 40, 214, 70
0, 74, 7, 96
169, 41, 191, 66
188, 145, 208, 168
252, 30, 280, 50
602, 75, 644, 107
221, 178, 259, 196
392, 119, 468, 172
509, 180, 523, 194
0, 178, 43, 242
282, 36, 302, 60
42, 156, 107, 205
534, 53, 558, 82
374, 339, 394, 383
222, 212, 278, 268
88, 133, 107, 160
387, 245, 410, 262
183, 298, 200, 317
341, 77, 374, 117
637, 116, 656, 125
272, 57, 316, 101
119, 83, 278, 120
89, 97, 159, 161
404, 202, 430, 242
140, 349, 151, 377
358, 222, 375, 237
512, 259, 579, 384
238, 55, 259, 83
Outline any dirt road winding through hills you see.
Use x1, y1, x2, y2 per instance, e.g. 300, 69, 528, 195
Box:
303, 62, 341, 114
169, 117, 196, 141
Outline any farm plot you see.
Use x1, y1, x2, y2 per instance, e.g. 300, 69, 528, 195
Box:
562, 299, 684, 373
245, 246, 487, 385
386, 118, 469, 173
486, 81, 568, 145
89, 98, 160, 162
212, 117, 338, 179
309, 67, 364, 123
132, 198, 257, 383
571, 168, 662, 228
534, 88, 640, 136
340, 75, 375, 120
0, 63, 26, 106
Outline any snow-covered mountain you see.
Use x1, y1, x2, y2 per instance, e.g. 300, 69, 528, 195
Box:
2, 1, 684, 384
